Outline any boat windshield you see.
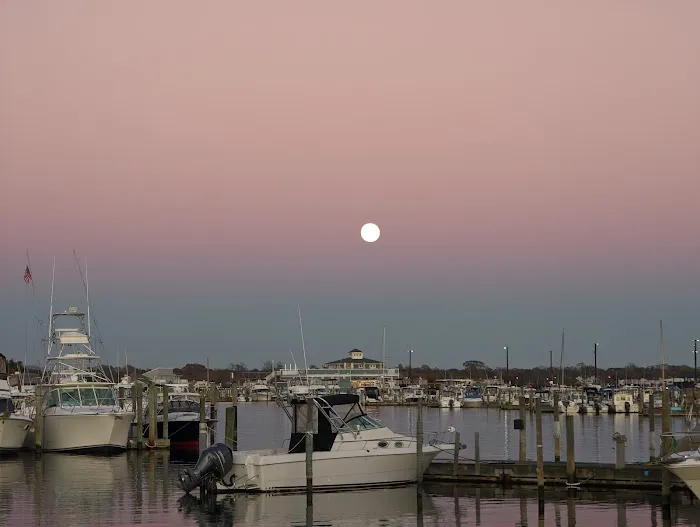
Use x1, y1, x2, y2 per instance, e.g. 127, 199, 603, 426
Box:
46, 386, 117, 408
344, 412, 385, 431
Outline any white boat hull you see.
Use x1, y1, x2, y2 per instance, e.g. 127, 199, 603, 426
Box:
42, 411, 135, 452
666, 459, 700, 499
217, 447, 440, 492
250, 392, 272, 402
462, 398, 483, 408
438, 397, 461, 408
0, 415, 33, 451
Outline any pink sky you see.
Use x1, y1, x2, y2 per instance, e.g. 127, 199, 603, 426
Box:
1, 2, 699, 368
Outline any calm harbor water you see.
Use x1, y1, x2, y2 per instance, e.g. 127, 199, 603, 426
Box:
2, 404, 699, 526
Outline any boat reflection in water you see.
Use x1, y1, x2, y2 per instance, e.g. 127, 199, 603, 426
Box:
178, 485, 433, 526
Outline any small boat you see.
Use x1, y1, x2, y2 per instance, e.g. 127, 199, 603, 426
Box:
0, 379, 33, 451
249, 384, 272, 402
462, 386, 483, 408
664, 452, 700, 499
182, 393, 447, 493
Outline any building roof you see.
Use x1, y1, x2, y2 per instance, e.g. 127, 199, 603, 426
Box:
325, 355, 383, 366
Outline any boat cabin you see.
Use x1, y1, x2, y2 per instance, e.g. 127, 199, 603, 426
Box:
286, 394, 384, 454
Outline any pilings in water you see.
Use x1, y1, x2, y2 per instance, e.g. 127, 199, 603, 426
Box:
518, 396, 526, 463
535, 397, 545, 521
306, 398, 314, 506
453, 430, 461, 477
34, 385, 44, 452
553, 391, 561, 463
199, 392, 208, 453
135, 381, 144, 451
474, 431, 480, 476
661, 388, 672, 510
649, 393, 656, 462
416, 396, 424, 484
161, 384, 169, 443
148, 381, 157, 447
614, 432, 627, 470
565, 415, 575, 485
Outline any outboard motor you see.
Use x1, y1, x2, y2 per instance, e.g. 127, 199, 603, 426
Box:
179, 443, 234, 494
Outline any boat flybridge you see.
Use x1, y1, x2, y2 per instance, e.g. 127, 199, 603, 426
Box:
180, 393, 457, 493
40, 307, 135, 452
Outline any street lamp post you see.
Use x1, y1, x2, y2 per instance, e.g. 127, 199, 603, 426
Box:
408, 349, 414, 383
504, 346, 509, 385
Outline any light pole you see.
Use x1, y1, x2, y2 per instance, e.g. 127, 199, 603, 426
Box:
408, 349, 414, 383
549, 350, 553, 384
504, 346, 509, 385
594, 342, 598, 385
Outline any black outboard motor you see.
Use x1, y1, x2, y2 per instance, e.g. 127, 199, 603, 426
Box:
179, 443, 234, 494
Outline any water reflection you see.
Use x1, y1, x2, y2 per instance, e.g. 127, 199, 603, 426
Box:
4, 450, 700, 526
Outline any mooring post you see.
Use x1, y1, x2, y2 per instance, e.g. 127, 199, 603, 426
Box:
661, 388, 672, 508
565, 415, 575, 484
135, 381, 143, 451
34, 385, 44, 452
453, 430, 461, 477
474, 431, 481, 476
118, 386, 125, 410
225, 405, 237, 450
519, 396, 526, 462
199, 392, 207, 453
648, 393, 656, 462
553, 391, 561, 462
148, 382, 157, 447
536, 397, 544, 495
161, 384, 169, 442
416, 396, 424, 483
614, 433, 626, 469
231, 384, 239, 450
306, 398, 314, 505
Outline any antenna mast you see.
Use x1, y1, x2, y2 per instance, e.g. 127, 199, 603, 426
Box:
298, 305, 310, 386
85, 257, 91, 338
382, 326, 386, 389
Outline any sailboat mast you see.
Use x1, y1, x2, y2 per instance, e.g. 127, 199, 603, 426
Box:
660, 320, 666, 387
85, 257, 91, 338
559, 328, 565, 387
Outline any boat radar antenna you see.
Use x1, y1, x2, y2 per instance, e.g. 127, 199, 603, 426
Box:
298, 305, 310, 387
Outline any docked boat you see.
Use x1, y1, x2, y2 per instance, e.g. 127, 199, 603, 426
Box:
462, 386, 483, 408
0, 379, 33, 451
40, 306, 135, 452
180, 393, 446, 493
607, 392, 639, 414
249, 383, 272, 402
438, 389, 462, 409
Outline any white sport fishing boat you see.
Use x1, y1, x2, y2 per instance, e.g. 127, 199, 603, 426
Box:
40, 306, 135, 452
180, 393, 450, 493
0, 378, 33, 451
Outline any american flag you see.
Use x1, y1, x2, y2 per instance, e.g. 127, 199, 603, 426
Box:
23, 265, 32, 283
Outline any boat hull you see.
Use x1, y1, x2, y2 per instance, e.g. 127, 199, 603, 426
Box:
249, 392, 272, 402
42, 412, 135, 452
0, 415, 33, 451
666, 460, 700, 499
462, 398, 483, 408
217, 447, 440, 492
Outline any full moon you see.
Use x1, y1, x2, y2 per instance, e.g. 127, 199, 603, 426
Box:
361, 223, 380, 243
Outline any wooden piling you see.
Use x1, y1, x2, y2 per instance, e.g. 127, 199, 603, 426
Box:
553, 391, 561, 462
225, 405, 237, 450
565, 415, 575, 484
615, 435, 626, 469
306, 398, 314, 504
34, 386, 44, 452
230, 385, 238, 451
416, 397, 424, 483
474, 431, 481, 476
519, 396, 526, 462
453, 431, 461, 476
661, 388, 671, 507
648, 393, 656, 462
199, 392, 207, 453
148, 382, 157, 446
118, 386, 125, 410
161, 384, 169, 441
135, 381, 143, 450
536, 397, 544, 491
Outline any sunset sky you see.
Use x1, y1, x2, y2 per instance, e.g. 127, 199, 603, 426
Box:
1, 2, 699, 371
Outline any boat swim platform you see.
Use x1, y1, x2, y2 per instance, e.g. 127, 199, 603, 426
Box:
425, 460, 690, 492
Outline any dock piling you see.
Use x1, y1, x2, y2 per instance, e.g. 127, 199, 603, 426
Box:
416, 397, 424, 483
161, 384, 169, 442
148, 382, 157, 447
199, 392, 207, 453
34, 386, 44, 452
519, 396, 526, 462
613, 433, 627, 469
565, 415, 575, 485
536, 397, 544, 494
648, 393, 656, 462
474, 431, 481, 476
553, 391, 561, 462
661, 388, 671, 508
453, 431, 461, 476
306, 398, 314, 504
135, 381, 143, 450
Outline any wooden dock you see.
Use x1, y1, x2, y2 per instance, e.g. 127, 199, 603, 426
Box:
425, 459, 689, 492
